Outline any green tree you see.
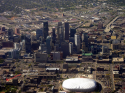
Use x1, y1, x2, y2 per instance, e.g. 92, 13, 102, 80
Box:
28, 64, 31, 67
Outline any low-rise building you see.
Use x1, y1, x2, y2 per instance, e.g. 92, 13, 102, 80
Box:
34, 52, 48, 63
46, 68, 59, 73
65, 56, 79, 63
112, 57, 124, 63
113, 71, 119, 78
50, 51, 63, 60
97, 59, 111, 63
111, 40, 121, 50
111, 36, 116, 40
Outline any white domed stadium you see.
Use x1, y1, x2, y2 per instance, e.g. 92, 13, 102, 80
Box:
62, 78, 97, 92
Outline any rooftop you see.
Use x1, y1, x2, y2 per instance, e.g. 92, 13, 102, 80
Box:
82, 52, 93, 56
98, 59, 110, 61
113, 71, 119, 74
113, 57, 124, 62
65, 56, 78, 61
46, 68, 59, 70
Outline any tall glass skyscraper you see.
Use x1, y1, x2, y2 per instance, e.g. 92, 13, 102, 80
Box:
64, 22, 69, 40
70, 28, 76, 37
43, 21, 48, 41
36, 29, 43, 40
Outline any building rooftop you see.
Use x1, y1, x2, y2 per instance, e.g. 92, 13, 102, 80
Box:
0, 48, 13, 53
113, 57, 124, 62
65, 56, 78, 61
113, 71, 119, 74
46, 68, 59, 71
98, 59, 110, 61
82, 52, 93, 56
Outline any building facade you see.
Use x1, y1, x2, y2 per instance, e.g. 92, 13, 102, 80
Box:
15, 28, 20, 35
75, 34, 80, 53
1, 27, 5, 31
36, 29, 43, 40
52, 27, 56, 45
43, 22, 48, 41
57, 22, 62, 40
70, 28, 76, 37
61, 42, 69, 58
25, 35, 31, 53
8, 29, 13, 40
34, 52, 48, 62
46, 36, 52, 54
69, 42, 73, 55
64, 22, 69, 40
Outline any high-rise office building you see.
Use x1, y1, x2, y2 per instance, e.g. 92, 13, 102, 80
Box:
31, 41, 40, 50
70, 28, 76, 37
31, 34, 36, 43
46, 36, 51, 54
75, 34, 80, 53
57, 22, 64, 43
69, 37, 75, 47
55, 44, 60, 51
13, 36, 20, 43
20, 40, 25, 51
82, 42, 88, 52
39, 44, 47, 52
52, 27, 56, 45
36, 29, 43, 40
39, 36, 43, 44
8, 29, 13, 40
61, 42, 69, 58
1, 27, 5, 31
43, 22, 48, 41
60, 26, 64, 42
82, 33, 88, 47
82, 33, 88, 42
25, 35, 31, 53
69, 42, 73, 55
57, 22, 62, 40
8, 49, 20, 59
52, 27, 56, 36
64, 22, 69, 40
14, 43, 20, 50
15, 28, 20, 35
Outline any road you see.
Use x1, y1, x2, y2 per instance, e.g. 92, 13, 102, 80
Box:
104, 16, 120, 32
110, 64, 115, 91
64, 12, 87, 29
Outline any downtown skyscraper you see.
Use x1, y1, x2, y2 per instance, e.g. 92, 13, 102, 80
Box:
64, 22, 69, 40
43, 21, 48, 41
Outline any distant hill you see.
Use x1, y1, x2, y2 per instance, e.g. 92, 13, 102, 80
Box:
0, 0, 41, 13
0, 0, 125, 13
108, 0, 125, 5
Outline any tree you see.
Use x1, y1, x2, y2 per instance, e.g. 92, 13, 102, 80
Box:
28, 64, 31, 67
15, 70, 21, 74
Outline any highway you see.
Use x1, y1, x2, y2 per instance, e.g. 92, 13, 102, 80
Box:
63, 13, 87, 29
104, 16, 120, 32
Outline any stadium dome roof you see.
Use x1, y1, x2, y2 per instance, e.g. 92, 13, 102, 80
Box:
62, 78, 96, 92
